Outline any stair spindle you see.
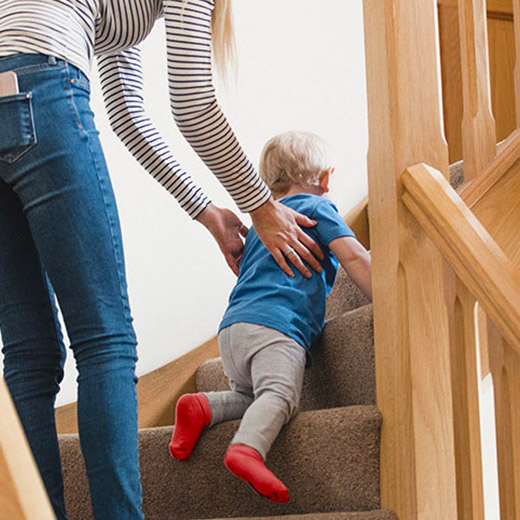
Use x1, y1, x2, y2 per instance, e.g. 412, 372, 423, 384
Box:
458, 0, 497, 179
488, 319, 520, 520
445, 280, 485, 520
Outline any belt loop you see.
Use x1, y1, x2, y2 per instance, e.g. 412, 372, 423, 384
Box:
48, 56, 57, 66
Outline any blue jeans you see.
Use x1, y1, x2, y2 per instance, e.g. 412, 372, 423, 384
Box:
0, 54, 144, 520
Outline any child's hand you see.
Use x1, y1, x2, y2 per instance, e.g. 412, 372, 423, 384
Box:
249, 198, 323, 279
196, 204, 249, 276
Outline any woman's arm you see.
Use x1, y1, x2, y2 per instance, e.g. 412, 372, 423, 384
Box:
98, 46, 211, 219
163, 0, 323, 277
99, 47, 250, 274
163, 0, 270, 213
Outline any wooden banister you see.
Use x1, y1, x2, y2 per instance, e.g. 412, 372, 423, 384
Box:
402, 162, 520, 350
488, 320, 520, 520
458, 128, 520, 380
405, 162, 492, 519
457, 0, 497, 180
344, 196, 370, 249
0, 379, 56, 520
403, 162, 520, 520
459, 128, 520, 205
513, 0, 520, 128
439, 0, 513, 13
444, 278, 485, 520
364, 1, 520, 518
363, 1, 458, 518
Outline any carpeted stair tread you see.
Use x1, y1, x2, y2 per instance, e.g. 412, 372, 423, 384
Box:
197, 304, 375, 410
59, 405, 382, 520
189, 511, 399, 520
306, 304, 375, 408
449, 160, 464, 190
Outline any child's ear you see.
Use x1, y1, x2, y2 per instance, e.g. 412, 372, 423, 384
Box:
320, 167, 334, 193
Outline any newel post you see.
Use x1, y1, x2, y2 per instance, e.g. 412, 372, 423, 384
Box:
362, 1, 458, 518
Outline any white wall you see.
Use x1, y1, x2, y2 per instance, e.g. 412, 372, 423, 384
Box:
480, 376, 500, 518
88, 0, 370, 406
0, 1, 369, 406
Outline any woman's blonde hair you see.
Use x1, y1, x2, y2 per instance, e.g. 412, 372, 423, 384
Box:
259, 131, 332, 196
211, 0, 236, 77
182, 0, 236, 78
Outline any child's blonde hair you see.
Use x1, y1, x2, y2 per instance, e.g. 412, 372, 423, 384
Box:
259, 131, 332, 196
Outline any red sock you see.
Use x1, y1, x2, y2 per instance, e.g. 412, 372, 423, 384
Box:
224, 444, 289, 503
169, 393, 211, 461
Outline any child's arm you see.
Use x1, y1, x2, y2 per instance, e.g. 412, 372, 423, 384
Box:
329, 237, 372, 301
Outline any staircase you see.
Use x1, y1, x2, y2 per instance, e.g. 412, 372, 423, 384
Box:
57, 266, 397, 520
54, 156, 469, 519
4, 1, 520, 518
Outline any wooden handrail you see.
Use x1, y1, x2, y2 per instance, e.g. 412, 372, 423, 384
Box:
514, 0, 520, 127
344, 196, 370, 249
402, 162, 520, 350
454, 129, 520, 380
439, 0, 513, 14
0, 379, 56, 520
459, 128, 520, 206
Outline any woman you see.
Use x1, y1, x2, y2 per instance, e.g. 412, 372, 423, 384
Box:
0, 1, 323, 519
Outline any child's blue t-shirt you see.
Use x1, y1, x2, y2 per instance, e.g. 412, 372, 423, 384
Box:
219, 193, 356, 356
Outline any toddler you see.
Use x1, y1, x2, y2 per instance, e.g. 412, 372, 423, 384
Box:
169, 131, 372, 503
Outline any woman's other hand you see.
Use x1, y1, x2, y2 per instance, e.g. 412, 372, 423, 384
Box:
196, 204, 249, 276
250, 198, 324, 278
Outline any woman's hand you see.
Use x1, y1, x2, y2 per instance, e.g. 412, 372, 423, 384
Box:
195, 204, 249, 276
250, 198, 324, 278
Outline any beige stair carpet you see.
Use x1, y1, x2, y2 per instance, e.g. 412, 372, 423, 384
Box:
60, 406, 382, 520
191, 512, 399, 520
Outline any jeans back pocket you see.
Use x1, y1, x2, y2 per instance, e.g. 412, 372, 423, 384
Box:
0, 92, 37, 164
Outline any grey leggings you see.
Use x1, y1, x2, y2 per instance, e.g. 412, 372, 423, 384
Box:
203, 322, 307, 460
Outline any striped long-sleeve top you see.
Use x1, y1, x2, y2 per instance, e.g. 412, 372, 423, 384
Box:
0, 0, 271, 218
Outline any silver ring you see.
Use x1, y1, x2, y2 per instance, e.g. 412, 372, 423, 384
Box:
283, 247, 296, 256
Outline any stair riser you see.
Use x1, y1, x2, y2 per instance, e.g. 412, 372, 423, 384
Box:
325, 267, 371, 321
